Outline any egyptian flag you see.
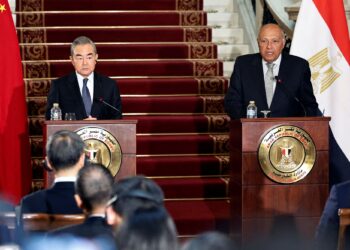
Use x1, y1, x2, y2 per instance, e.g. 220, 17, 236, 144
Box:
290, 0, 350, 186
0, 0, 31, 203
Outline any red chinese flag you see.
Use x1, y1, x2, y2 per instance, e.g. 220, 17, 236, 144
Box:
0, 0, 31, 203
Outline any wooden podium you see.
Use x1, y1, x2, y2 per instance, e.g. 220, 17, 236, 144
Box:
229, 117, 330, 246
44, 120, 137, 186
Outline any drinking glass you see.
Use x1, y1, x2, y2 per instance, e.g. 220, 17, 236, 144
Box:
260, 110, 271, 118
65, 113, 76, 121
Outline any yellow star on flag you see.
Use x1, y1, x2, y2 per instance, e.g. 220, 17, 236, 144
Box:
0, 4, 6, 13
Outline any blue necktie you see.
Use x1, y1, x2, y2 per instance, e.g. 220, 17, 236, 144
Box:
82, 78, 92, 116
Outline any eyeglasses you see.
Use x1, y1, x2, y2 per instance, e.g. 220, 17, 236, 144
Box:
258, 39, 283, 47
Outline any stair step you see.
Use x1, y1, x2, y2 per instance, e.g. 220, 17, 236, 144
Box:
18, 27, 213, 43
17, 0, 204, 11
26, 96, 225, 116
137, 155, 229, 177
155, 177, 228, 199
25, 77, 228, 97
22, 60, 223, 78
166, 199, 231, 235
122, 96, 224, 114
17, 11, 207, 27
137, 134, 229, 155
20, 43, 217, 60
124, 115, 229, 133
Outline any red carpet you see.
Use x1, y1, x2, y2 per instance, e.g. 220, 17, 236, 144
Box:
19, 27, 212, 43
21, 43, 217, 60
23, 60, 222, 78
18, 12, 207, 27
18, 0, 231, 236
18, 0, 203, 11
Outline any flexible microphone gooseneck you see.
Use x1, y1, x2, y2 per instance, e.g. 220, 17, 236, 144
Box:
94, 97, 122, 114
275, 76, 307, 117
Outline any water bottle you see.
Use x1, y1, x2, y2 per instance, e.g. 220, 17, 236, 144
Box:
246, 100, 257, 118
50, 103, 62, 120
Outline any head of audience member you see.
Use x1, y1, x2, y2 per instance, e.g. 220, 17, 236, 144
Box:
257, 23, 286, 63
75, 163, 114, 215
181, 231, 238, 250
45, 130, 85, 177
106, 175, 164, 228
70, 36, 98, 78
115, 205, 179, 250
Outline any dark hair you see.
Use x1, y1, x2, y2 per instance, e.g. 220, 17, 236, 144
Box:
71, 36, 97, 56
115, 206, 178, 250
46, 130, 85, 171
75, 163, 114, 212
181, 231, 237, 250
109, 175, 164, 217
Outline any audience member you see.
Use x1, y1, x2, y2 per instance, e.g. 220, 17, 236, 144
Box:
115, 205, 178, 250
21, 130, 85, 214
45, 36, 122, 120
314, 180, 350, 250
49, 163, 115, 244
106, 175, 164, 227
181, 231, 238, 250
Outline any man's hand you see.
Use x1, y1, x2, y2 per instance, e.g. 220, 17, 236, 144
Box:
84, 115, 97, 120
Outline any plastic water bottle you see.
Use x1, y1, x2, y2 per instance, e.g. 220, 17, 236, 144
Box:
50, 103, 62, 120
246, 100, 257, 118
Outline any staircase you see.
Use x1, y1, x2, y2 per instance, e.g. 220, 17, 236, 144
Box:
16, 0, 251, 236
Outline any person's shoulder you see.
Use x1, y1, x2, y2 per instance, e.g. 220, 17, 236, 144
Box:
94, 72, 114, 83
52, 72, 76, 84
283, 53, 308, 65
21, 189, 47, 212
334, 180, 350, 191
236, 53, 260, 63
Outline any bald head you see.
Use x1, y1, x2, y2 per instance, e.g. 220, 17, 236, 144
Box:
257, 23, 286, 63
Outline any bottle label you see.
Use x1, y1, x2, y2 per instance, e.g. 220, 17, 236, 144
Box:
247, 109, 256, 118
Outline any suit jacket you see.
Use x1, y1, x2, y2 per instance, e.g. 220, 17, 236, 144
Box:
45, 72, 122, 120
20, 182, 82, 214
49, 216, 116, 249
224, 53, 319, 119
315, 180, 350, 250
50, 216, 114, 239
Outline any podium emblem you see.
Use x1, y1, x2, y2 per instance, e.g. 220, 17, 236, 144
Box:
75, 126, 122, 176
258, 125, 316, 184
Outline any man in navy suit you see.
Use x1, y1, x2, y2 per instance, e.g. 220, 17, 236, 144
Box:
21, 130, 84, 214
49, 163, 115, 247
224, 23, 318, 119
45, 36, 122, 120
315, 180, 350, 250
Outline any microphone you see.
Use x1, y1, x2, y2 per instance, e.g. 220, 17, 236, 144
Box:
275, 76, 307, 117
95, 97, 122, 114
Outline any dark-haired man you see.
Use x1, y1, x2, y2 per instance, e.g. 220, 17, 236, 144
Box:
45, 36, 122, 120
50, 163, 115, 243
21, 130, 85, 214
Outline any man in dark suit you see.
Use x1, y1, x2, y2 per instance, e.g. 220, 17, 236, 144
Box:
45, 36, 122, 120
315, 180, 350, 250
49, 163, 115, 246
224, 23, 318, 119
20, 130, 84, 214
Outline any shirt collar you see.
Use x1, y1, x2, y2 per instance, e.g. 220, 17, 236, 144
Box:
54, 176, 76, 183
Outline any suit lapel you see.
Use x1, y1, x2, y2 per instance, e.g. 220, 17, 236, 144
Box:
91, 73, 103, 117
272, 53, 288, 107
251, 55, 269, 110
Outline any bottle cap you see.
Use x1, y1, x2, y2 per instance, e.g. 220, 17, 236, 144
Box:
249, 100, 255, 104
53, 103, 59, 107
